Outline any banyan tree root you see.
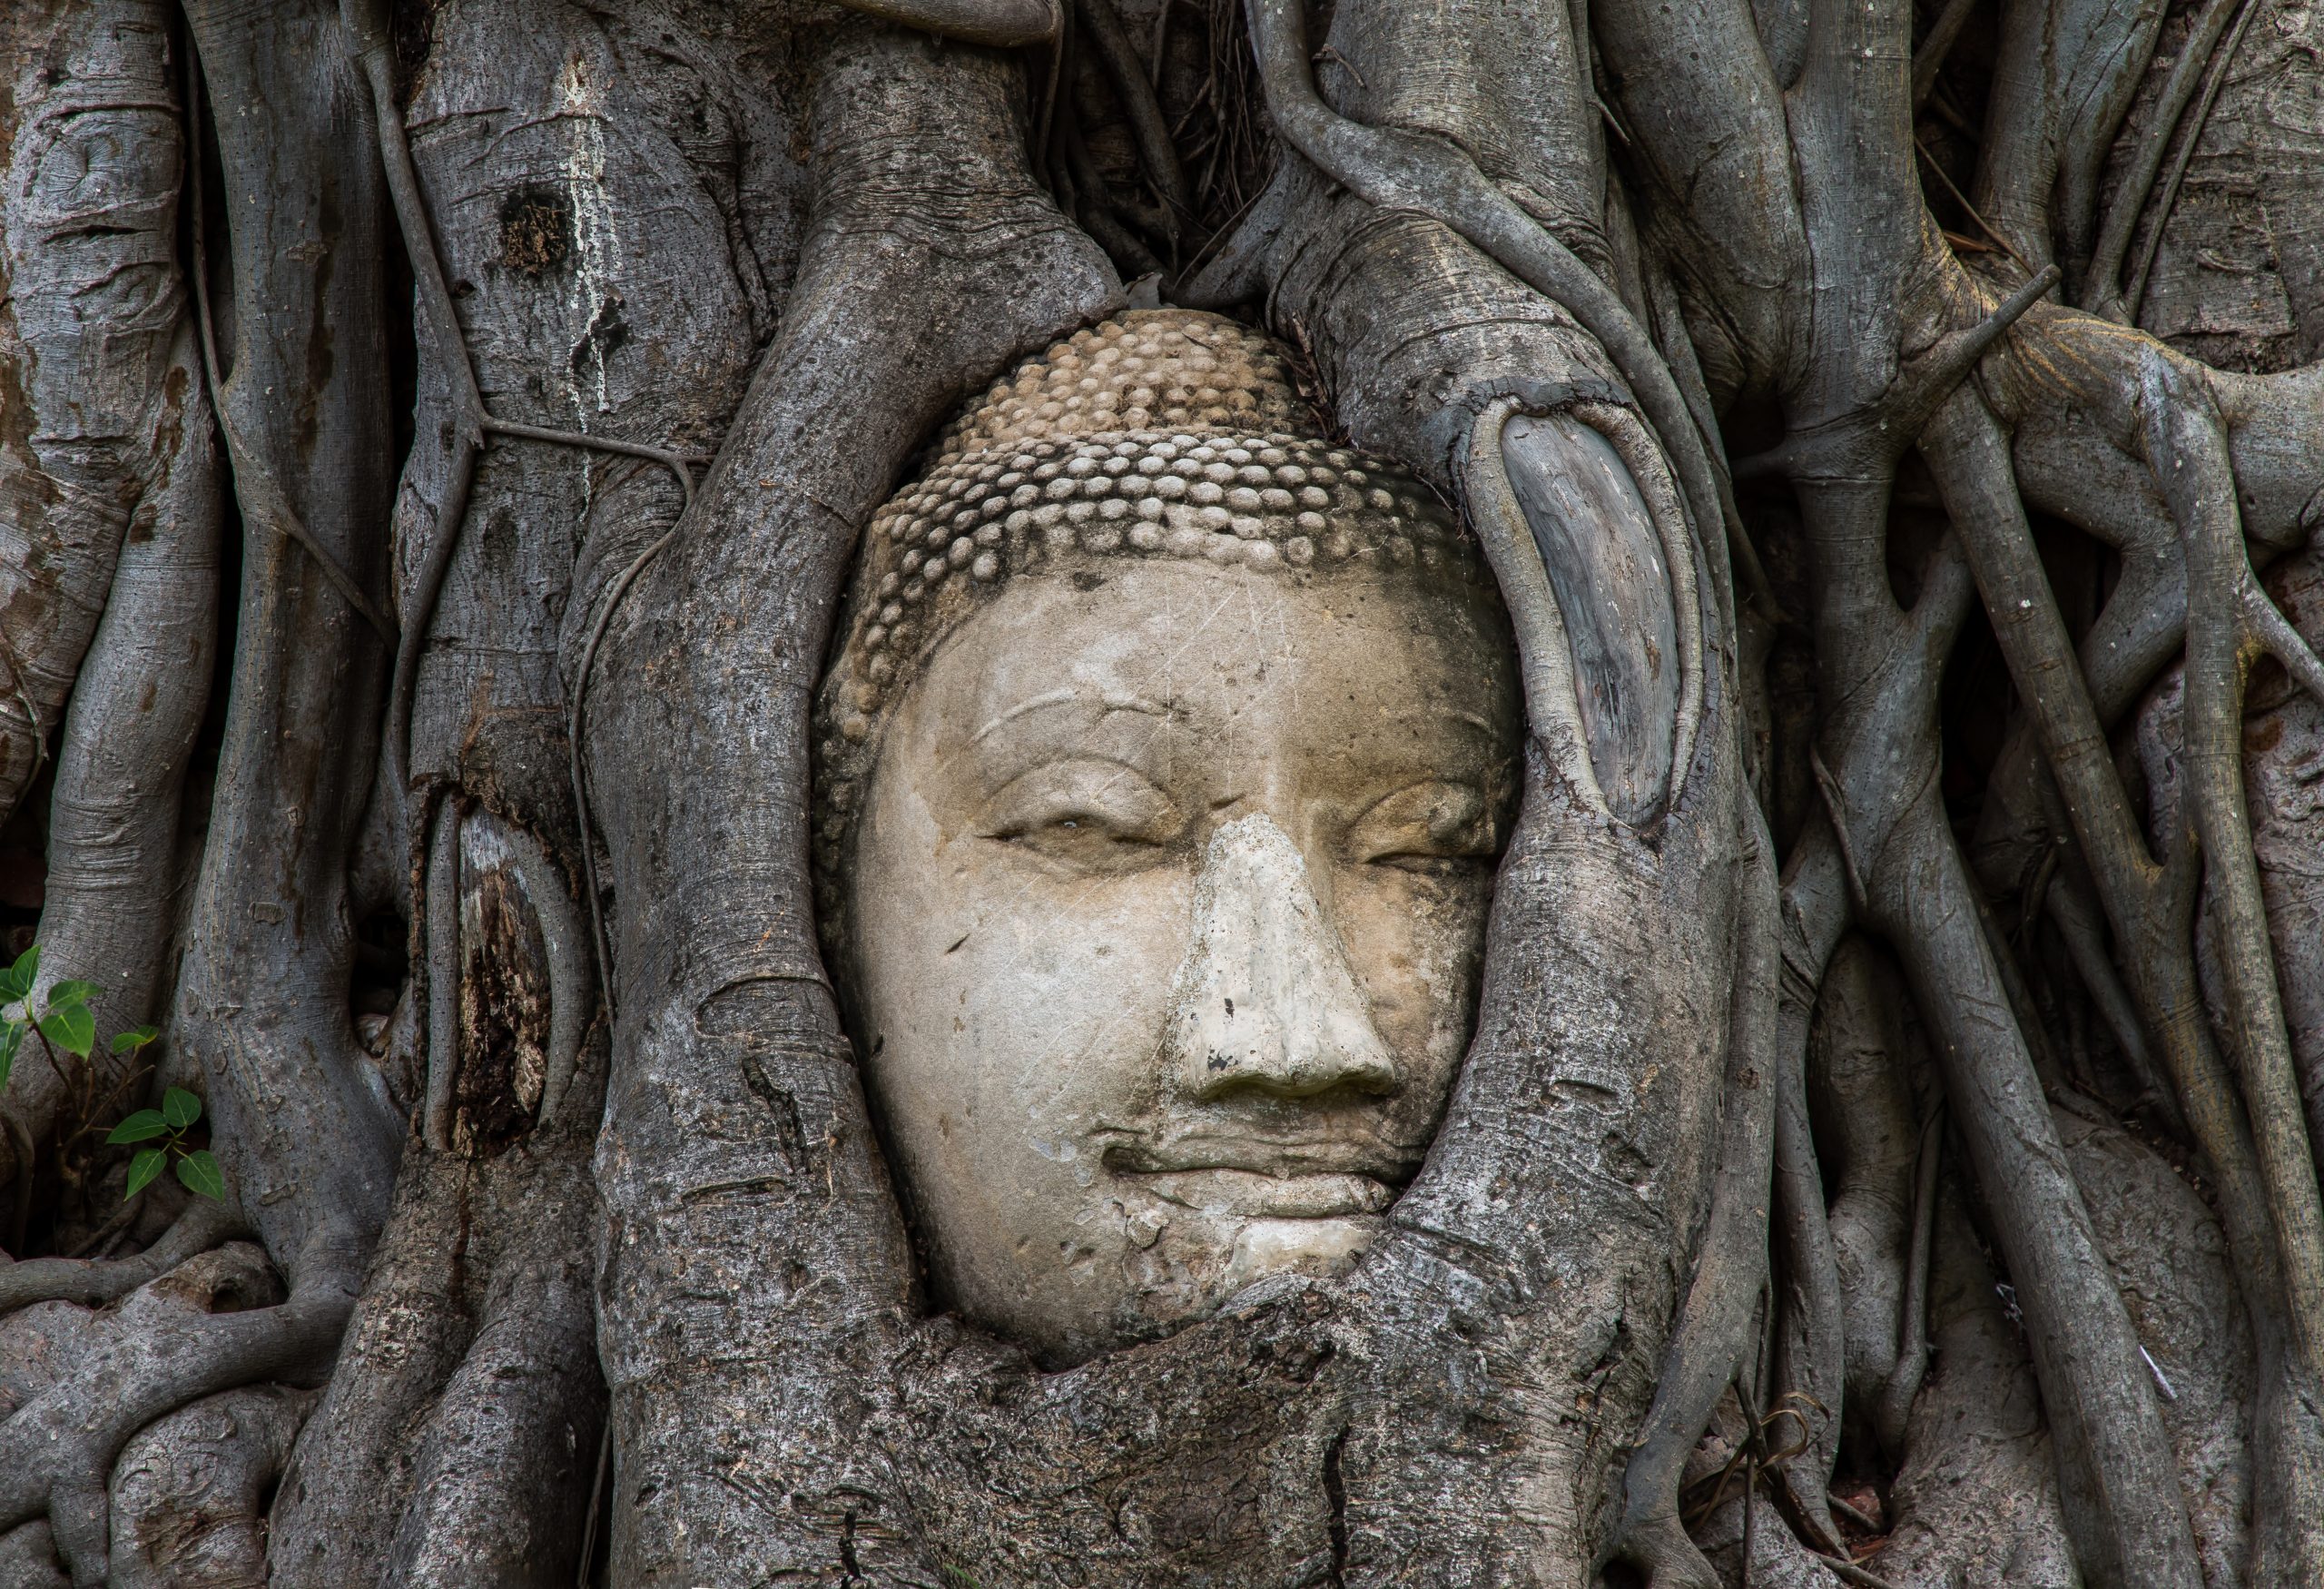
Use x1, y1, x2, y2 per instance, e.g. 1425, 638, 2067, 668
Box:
10, 0, 2324, 1580
586, 20, 1119, 1579
1856, 1194, 2080, 1589
0, 1199, 240, 1317
1607, 813, 1779, 1589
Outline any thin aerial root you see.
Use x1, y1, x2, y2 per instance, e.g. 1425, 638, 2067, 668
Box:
2142, 350, 2324, 1364
2121, 0, 2260, 323
1813, 1552, 1903, 1589
568, 524, 683, 1014
481, 419, 702, 501
338, 0, 698, 1030
1768, 1024, 1846, 1551
2241, 577, 2324, 707
0, 634, 50, 814
2043, 879, 2171, 1112
2083, 0, 2254, 318
340, 0, 697, 783
1915, 140, 2034, 271
1910, 0, 1980, 109
1074, 0, 1192, 242
58, 1200, 134, 1263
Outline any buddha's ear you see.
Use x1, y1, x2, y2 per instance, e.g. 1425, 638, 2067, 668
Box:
1462, 400, 1697, 828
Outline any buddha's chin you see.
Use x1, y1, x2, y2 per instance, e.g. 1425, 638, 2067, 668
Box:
1220, 1213, 1382, 1295
956, 1209, 1388, 1369
1107, 1211, 1384, 1346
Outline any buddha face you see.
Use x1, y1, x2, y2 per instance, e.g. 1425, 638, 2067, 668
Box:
842, 555, 1521, 1366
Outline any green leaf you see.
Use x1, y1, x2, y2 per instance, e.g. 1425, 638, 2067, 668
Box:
105, 1110, 169, 1145
44, 981, 96, 1010
0, 1022, 19, 1091
161, 1087, 202, 1130
37, 1002, 93, 1058
110, 1025, 158, 1055
0, 945, 34, 1004
125, 1147, 165, 1199
175, 1149, 224, 1201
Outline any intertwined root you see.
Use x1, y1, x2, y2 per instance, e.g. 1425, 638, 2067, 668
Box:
0, 1242, 346, 1585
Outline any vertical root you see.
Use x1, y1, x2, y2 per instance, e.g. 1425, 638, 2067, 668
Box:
1874, 1105, 1943, 1454
1609, 810, 1779, 1588
2142, 353, 2324, 1366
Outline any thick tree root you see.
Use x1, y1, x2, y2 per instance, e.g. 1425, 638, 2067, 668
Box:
1868, 1200, 2080, 1589
0, 0, 207, 829
587, 19, 1119, 1577
1241, 0, 1734, 577
0, 1523, 64, 1589
271, 1028, 607, 1585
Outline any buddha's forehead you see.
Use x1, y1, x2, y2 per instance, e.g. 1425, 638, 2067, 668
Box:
909, 558, 1520, 770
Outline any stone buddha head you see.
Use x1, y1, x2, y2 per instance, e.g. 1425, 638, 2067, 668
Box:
815, 311, 1522, 1367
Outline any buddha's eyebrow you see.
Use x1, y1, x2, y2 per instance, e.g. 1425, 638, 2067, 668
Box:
970, 689, 1172, 744
1362, 706, 1504, 741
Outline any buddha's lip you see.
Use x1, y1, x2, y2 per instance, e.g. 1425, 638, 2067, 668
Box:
1124, 1166, 1395, 1219
1100, 1134, 1419, 1182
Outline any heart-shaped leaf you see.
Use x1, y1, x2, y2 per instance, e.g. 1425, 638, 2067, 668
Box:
38, 1003, 93, 1058
44, 981, 96, 1010
162, 1087, 202, 1130
105, 1110, 169, 1145
0, 945, 34, 1004
110, 1025, 158, 1055
0, 1022, 18, 1091
125, 1147, 166, 1199
176, 1149, 224, 1201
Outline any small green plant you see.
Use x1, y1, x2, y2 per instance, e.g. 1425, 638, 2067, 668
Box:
104, 1087, 222, 1201
0, 943, 210, 1205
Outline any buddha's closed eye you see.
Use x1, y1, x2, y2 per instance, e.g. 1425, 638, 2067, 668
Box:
1346, 778, 1504, 874
980, 759, 1185, 871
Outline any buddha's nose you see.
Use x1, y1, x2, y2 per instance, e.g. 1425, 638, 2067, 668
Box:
1162, 814, 1399, 1101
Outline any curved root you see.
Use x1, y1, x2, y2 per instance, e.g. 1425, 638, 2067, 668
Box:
107, 1385, 312, 1588
0, 1199, 240, 1317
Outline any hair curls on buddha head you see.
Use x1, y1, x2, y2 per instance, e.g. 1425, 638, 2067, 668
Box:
812, 309, 1496, 935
